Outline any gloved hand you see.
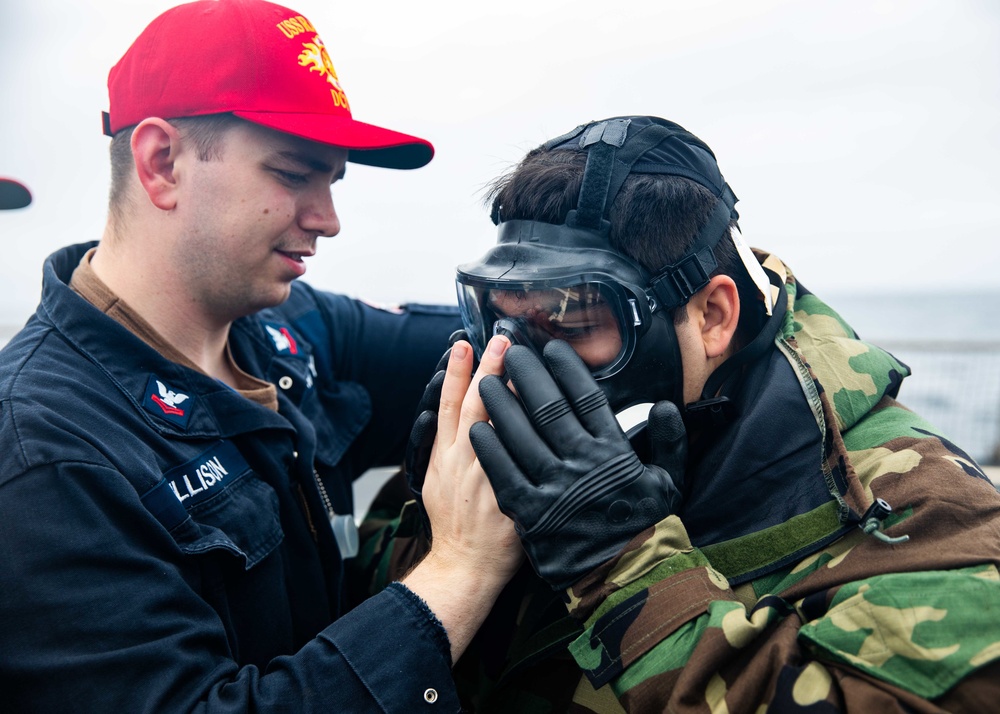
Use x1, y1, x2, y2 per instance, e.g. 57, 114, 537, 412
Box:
405, 330, 473, 530
470, 340, 686, 590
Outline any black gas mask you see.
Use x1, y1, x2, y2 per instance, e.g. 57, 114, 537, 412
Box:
456, 116, 772, 415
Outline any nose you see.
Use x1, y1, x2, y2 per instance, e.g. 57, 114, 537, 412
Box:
300, 186, 340, 238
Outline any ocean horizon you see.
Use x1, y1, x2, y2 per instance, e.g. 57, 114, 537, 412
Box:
819, 290, 1000, 345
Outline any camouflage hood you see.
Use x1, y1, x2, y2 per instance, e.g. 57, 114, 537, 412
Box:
679, 251, 911, 585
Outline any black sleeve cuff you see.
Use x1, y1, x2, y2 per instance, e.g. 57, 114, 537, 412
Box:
386, 581, 453, 667
320, 583, 459, 712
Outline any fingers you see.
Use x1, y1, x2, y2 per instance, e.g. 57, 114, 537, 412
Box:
406, 409, 438, 495
436, 341, 475, 449
447, 328, 471, 347
469, 421, 534, 527
478, 375, 554, 480
428, 329, 472, 376
456, 335, 509, 431
503, 344, 585, 449
541, 341, 619, 437
436, 336, 509, 449
647, 400, 685, 441
432, 349, 452, 377
415, 369, 446, 416
647, 400, 687, 488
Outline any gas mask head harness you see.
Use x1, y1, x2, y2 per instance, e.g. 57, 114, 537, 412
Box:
456, 116, 774, 417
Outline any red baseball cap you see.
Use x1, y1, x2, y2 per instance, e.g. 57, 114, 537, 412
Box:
104, 0, 433, 169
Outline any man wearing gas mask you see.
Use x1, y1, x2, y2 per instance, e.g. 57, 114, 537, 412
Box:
360, 116, 1000, 712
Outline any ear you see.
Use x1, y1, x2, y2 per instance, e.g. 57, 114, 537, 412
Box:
130, 118, 182, 211
693, 275, 740, 360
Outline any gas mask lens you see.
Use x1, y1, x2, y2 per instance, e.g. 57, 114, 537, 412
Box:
457, 281, 630, 374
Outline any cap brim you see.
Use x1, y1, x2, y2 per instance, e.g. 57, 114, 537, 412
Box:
233, 111, 433, 170
0, 178, 32, 210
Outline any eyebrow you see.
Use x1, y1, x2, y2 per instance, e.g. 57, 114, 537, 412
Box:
273, 150, 346, 180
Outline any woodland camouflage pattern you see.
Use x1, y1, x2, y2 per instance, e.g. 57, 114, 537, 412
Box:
353, 251, 1000, 713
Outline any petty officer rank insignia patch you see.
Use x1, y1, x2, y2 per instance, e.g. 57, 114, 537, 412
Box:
143, 374, 194, 429
264, 322, 300, 356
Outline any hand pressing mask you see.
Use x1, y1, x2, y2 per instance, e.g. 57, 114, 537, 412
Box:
471, 340, 686, 590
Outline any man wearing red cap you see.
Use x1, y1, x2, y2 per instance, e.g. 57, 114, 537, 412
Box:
0, 0, 521, 710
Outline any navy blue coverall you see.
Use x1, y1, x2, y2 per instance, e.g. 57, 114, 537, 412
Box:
0, 242, 464, 712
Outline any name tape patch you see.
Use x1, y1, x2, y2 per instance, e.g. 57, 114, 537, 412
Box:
162, 440, 250, 509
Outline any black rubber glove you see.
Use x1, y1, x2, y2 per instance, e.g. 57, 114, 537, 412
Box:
404, 330, 473, 529
470, 340, 686, 590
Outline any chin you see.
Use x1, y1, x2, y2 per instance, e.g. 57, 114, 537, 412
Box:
260, 287, 294, 310
234, 284, 294, 318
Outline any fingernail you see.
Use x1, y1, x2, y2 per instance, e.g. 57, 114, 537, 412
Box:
488, 336, 509, 357
452, 342, 468, 360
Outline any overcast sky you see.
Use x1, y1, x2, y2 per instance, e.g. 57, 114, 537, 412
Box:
1, 0, 998, 327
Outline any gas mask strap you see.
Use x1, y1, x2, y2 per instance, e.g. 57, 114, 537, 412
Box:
568, 119, 630, 232
604, 125, 691, 220
541, 123, 587, 150
647, 200, 731, 310
570, 121, 693, 235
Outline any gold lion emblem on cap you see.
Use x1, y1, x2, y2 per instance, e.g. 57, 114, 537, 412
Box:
298, 36, 350, 110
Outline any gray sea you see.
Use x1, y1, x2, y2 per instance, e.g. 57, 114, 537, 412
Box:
822, 291, 1000, 466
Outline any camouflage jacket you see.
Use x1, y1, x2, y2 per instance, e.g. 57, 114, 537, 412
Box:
354, 252, 1000, 713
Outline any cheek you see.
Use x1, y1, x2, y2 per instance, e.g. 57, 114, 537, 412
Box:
573, 328, 623, 369
258, 202, 297, 231
227, 202, 294, 247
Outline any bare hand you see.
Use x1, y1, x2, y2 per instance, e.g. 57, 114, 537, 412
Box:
400, 335, 523, 663
421, 335, 523, 583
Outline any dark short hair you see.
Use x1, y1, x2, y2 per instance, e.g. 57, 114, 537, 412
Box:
485, 146, 766, 339
107, 113, 243, 222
